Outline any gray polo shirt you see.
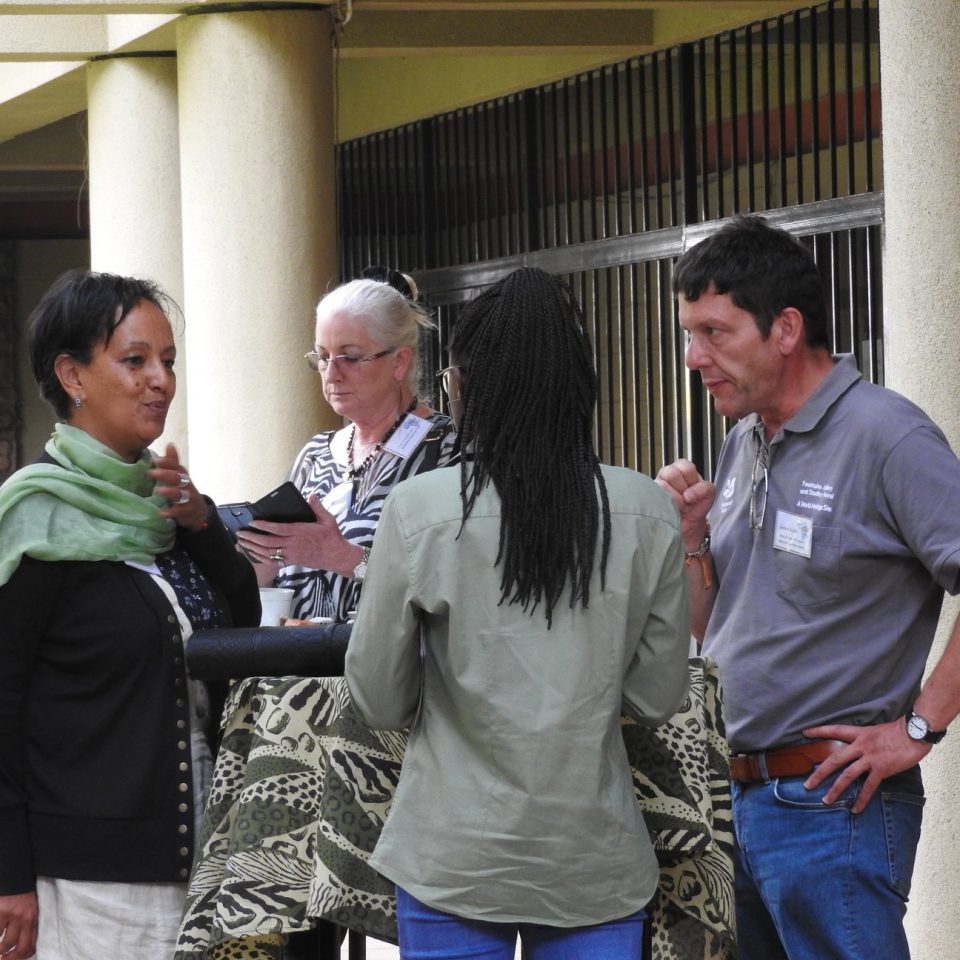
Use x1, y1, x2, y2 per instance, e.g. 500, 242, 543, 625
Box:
703, 354, 960, 752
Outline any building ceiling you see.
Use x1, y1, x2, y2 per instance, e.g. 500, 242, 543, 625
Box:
0, 0, 810, 236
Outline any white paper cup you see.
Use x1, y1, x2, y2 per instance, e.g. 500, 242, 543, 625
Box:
259, 587, 295, 626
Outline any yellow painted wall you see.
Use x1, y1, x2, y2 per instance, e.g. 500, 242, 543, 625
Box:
333, 3, 810, 142
335, 53, 626, 142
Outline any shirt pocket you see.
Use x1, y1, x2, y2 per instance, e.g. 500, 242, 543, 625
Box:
774, 523, 842, 607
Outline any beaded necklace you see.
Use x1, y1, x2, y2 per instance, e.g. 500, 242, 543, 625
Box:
346, 397, 418, 481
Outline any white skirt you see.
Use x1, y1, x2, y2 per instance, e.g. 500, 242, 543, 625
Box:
35, 877, 187, 960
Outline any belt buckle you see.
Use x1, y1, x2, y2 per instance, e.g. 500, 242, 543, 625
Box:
731, 751, 769, 783
745, 752, 768, 781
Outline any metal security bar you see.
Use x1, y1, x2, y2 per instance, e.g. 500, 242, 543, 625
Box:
338, 0, 882, 480
689, 1, 880, 220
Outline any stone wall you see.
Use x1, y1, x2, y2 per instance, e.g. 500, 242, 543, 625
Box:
0, 241, 18, 484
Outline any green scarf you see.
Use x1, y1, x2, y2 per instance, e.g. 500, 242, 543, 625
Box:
0, 422, 175, 586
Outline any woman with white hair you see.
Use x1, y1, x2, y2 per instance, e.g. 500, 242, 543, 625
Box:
238, 268, 457, 623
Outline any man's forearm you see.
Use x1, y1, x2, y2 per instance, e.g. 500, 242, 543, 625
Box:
913, 607, 960, 732
686, 551, 716, 643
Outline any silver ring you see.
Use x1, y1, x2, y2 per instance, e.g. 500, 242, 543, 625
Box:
270, 550, 285, 564
177, 489, 190, 505
179, 473, 190, 487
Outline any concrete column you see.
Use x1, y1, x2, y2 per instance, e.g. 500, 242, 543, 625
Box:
86, 55, 188, 459
176, 7, 337, 502
879, 2, 960, 955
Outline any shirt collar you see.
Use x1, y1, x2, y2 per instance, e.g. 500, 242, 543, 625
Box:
782, 354, 862, 435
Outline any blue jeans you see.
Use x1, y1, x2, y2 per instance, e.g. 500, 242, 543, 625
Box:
395, 887, 647, 960
732, 765, 924, 960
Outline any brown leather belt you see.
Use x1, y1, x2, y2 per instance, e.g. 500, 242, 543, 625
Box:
729, 740, 846, 783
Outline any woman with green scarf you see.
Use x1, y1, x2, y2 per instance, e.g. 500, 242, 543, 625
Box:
0, 271, 260, 960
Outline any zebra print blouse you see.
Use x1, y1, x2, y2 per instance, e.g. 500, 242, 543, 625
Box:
277, 411, 457, 622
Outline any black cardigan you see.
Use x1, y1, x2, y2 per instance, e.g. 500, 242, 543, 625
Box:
0, 502, 260, 895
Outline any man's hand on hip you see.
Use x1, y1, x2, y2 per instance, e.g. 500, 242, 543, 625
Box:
801, 720, 930, 813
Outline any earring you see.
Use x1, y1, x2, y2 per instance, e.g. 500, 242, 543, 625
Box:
74, 395, 83, 409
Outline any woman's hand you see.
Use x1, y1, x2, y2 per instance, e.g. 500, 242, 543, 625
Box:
235, 496, 364, 578
0, 891, 39, 959
150, 443, 208, 532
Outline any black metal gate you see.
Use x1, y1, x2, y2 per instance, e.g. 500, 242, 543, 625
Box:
338, 0, 881, 480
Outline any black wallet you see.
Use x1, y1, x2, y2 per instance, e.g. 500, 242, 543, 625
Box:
217, 481, 315, 539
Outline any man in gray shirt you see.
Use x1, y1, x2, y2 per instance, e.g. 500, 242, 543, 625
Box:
657, 215, 960, 960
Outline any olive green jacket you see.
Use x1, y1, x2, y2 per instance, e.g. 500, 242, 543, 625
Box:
345, 463, 690, 927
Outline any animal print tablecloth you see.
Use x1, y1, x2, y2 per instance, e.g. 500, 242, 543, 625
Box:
174, 658, 734, 960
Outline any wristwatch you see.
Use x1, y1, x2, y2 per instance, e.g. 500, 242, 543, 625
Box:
352, 546, 371, 582
905, 710, 947, 744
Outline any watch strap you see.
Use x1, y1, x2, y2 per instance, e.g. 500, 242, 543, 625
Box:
352, 545, 371, 582
906, 710, 947, 744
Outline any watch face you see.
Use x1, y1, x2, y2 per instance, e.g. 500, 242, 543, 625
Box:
906, 714, 929, 740
353, 546, 371, 581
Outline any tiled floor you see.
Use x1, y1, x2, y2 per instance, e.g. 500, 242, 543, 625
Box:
342, 936, 522, 958
341, 938, 398, 959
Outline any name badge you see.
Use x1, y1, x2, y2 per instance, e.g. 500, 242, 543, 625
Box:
773, 510, 813, 558
384, 414, 432, 459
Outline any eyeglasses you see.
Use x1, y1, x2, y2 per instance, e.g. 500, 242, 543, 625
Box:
435, 366, 464, 400
749, 440, 769, 531
304, 348, 395, 372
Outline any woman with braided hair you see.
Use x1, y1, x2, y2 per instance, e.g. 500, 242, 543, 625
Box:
346, 266, 690, 958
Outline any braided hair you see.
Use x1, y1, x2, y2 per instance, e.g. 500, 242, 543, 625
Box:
450, 267, 611, 627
